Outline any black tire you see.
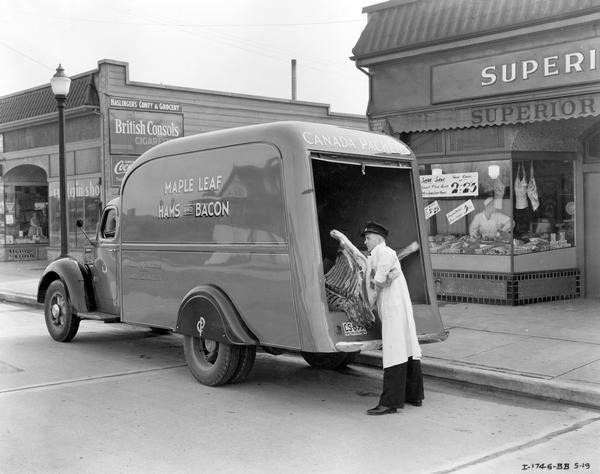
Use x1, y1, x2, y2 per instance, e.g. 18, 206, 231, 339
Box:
229, 345, 257, 384
183, 335, 241, 386
44, 280, 80, 342
149, 327, 171, 335
301, 351, 358, 370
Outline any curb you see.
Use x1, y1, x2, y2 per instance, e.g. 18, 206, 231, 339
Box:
355, 352, 600, 410
0, 292, 42, 308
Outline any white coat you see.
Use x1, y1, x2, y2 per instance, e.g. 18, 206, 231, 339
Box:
369, 241, 422, 368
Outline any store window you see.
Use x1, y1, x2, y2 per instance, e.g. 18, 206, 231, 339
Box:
512, 159, 575, 253
420, 160, 512, 256
419, 158, 575, 256
3, 184, 49, 245
47, 147, 102, 250
49, 177, 101, 249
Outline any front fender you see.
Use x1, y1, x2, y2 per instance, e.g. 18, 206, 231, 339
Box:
175, 285, 257, 345
37, 257, 94, 313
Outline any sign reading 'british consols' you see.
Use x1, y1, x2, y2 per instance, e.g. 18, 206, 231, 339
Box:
432, 38, 600, 103
109, 109, 184, 155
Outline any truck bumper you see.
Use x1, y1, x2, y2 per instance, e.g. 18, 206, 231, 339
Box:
335, 339, 382, 352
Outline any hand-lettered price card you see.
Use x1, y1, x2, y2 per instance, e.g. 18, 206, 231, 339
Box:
424, 200, 441, 220
446, 199, 475, 224
420, 172, 479, 198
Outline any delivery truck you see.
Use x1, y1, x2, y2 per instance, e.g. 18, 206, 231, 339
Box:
38, 121, 447, 386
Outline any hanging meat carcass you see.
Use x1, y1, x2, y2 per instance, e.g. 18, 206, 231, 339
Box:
325, 230, 375, 328
325, 229, 420, 329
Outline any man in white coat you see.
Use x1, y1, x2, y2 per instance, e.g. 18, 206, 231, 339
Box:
362, 221, 424, 416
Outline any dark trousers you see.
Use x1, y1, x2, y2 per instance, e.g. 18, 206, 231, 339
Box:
379, 357, 424, 408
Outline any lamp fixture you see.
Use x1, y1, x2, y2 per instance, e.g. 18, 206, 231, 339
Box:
50, 64, 71, 98
488, 164, 500, 179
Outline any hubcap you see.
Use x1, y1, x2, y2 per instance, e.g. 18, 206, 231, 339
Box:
204, 339, 217, 353
50, 295, 64, 326
199, 338, 218, 364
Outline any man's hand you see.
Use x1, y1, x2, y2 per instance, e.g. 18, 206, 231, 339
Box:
374, 267, 401, 290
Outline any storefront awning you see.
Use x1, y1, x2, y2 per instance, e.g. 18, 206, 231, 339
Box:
380, 92, 600, 133
353, 0, 600, 61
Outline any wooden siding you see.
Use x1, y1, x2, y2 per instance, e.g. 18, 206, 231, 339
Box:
100, 61, 367, 134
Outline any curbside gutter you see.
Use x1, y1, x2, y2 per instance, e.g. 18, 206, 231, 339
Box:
355, 351, 600, 410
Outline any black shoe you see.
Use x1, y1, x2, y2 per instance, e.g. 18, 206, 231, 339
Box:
366, 405, 397, 415
408, 400, 423, 407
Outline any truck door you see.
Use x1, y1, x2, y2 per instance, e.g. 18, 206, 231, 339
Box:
90, 206, 120, 315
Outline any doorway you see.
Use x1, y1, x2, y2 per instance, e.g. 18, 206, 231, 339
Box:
583, 127, 600, 297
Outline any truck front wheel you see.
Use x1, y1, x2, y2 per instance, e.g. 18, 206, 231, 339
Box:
44, 280, 80, 342
183, 335, 241, 386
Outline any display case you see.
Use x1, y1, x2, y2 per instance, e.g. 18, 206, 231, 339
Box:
419, 156, 579, 304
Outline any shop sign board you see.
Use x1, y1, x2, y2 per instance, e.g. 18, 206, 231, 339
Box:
7, 247, 37, 261
109, 109, 183, 156
111, 155, 136, 187
420, 172, 479, 198
446, 199, 475, 225
385, 92, 600, 132
109, 96, 182, 113
432, 38, 600, 103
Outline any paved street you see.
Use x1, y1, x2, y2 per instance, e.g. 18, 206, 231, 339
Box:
1, 301, 599, 474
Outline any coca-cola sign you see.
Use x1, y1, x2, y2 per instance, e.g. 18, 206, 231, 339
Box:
111, 155, 136, 188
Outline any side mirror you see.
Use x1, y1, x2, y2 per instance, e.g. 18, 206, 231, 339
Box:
75, 218, 94, 246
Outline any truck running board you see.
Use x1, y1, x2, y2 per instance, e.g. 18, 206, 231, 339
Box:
76, 311, 120, 323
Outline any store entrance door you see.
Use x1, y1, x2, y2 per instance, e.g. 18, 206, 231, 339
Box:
2, 165, 49, 260
583, 170, 600, 297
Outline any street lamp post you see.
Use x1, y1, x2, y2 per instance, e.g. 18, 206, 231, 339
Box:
50, 64, 71, 257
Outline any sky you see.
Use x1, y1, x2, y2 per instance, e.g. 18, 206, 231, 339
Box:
0, 0, 371, 115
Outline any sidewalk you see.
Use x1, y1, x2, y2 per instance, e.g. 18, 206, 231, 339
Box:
1, 259, 599, 408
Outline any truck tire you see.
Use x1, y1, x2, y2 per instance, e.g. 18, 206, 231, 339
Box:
301, 351, 357, 370
183, 335, 241, 386
228, 345, 257, 384
44, 280, 80, 342
149, 327, 171, 335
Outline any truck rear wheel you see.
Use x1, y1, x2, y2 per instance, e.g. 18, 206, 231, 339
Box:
301, 351, 357, 370
229, 345, 257, 384
44, 280, 80, 342
183, 335, 241, 386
